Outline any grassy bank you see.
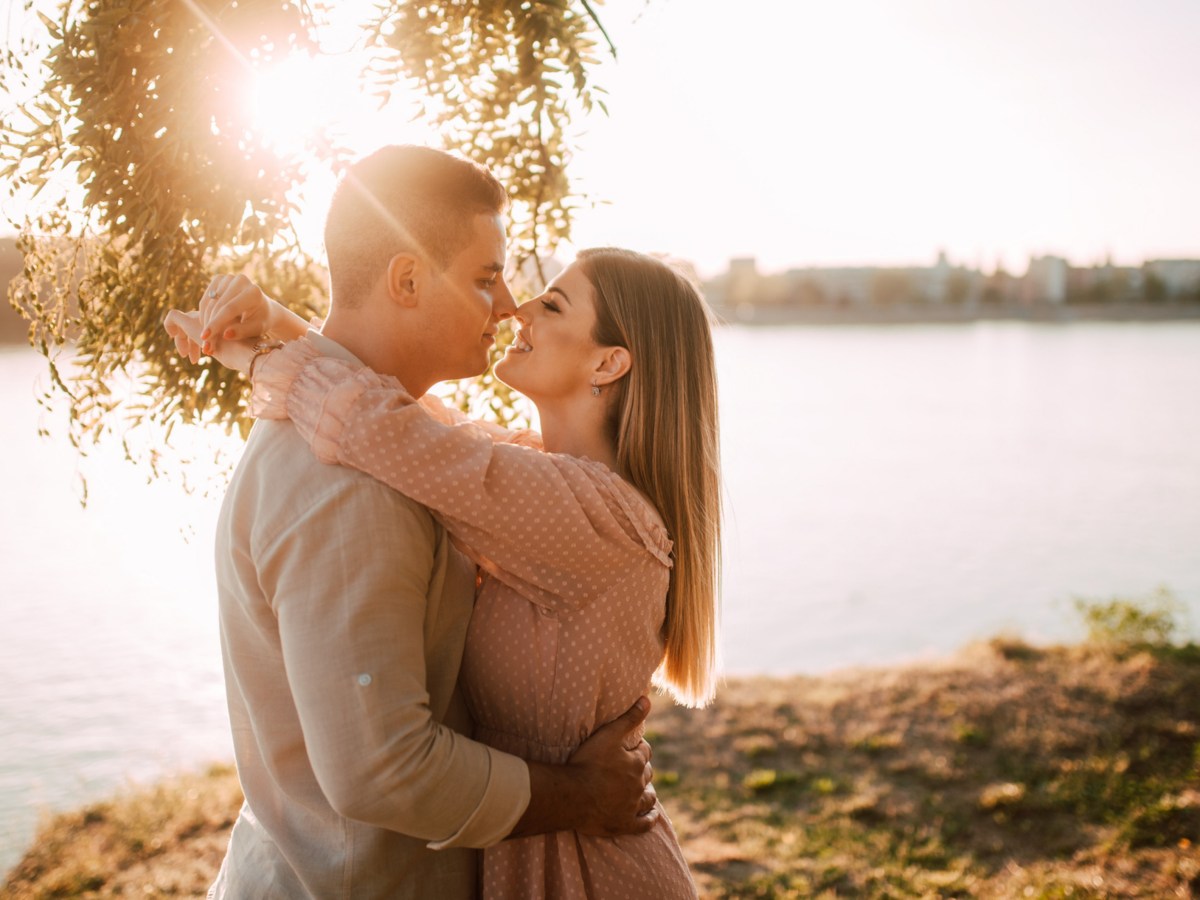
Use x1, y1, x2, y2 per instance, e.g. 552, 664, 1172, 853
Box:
4, 638, 1198, 898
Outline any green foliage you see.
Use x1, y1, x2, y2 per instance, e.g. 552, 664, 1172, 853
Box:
363, 0, 610, 282
360, 1, 618, 430
2, 0, 612, 470
2, 0, 329, 463
1074, 587, 1185, 648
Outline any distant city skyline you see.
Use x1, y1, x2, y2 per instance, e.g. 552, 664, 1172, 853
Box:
2, 1, 1198, 279
704, 248, 1200, 315
713, 248, 1200, 278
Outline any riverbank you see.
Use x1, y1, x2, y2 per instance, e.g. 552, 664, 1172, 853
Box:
714, 300, 1200, 327
4, 638, 1198, 898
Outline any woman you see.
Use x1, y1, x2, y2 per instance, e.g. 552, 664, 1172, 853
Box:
173, 248, 720, 899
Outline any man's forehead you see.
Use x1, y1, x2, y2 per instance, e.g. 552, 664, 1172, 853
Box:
468, 216, 506, 260
467, 213, 508, 267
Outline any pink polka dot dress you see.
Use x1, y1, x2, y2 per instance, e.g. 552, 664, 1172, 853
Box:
252, 339, 698, 900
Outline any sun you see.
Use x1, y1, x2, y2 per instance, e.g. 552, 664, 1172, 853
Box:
235, 43, 440, 256
242, 45, 437, 155
244, 52, 346, 155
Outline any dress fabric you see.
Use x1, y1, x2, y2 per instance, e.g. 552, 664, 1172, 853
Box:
253, 338, 698, 900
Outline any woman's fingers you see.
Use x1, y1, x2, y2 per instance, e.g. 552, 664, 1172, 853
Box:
200, 277, 271, 346
198, 274, 232, 338
199, 274, 233, 340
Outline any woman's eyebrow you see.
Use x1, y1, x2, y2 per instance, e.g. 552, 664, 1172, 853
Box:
546, 286, 573, 305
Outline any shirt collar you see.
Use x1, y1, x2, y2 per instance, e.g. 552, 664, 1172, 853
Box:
306, 328, 365, 367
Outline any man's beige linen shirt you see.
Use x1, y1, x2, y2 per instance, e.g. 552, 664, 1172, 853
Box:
210, 333, 530, 899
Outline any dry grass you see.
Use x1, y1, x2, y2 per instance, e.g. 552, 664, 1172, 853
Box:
4, 641, 1198, 898
655, 640, 1200, 898
1, 765, 240, 899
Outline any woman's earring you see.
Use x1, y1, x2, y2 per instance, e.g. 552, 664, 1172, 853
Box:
591, 380, 601, 397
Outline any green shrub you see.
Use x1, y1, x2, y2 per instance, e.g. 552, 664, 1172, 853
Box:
1074, 587, 1185, 647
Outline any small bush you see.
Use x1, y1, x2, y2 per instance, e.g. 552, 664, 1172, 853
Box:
1074, 587, 1185, 647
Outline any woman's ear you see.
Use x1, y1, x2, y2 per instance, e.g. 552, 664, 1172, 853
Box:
384, 254, 420, 308
594, 346, 632, 387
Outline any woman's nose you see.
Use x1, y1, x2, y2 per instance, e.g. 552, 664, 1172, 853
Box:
513, 299, 537, 325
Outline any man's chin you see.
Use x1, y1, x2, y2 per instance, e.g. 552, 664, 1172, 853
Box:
435, 360, 489, 385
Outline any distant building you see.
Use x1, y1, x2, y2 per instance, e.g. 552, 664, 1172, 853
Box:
701, 249, 1200, 318
726, 257, 759, 311
1023, 255, 1069, 304
1, 237, 28, 344
1145, 259, 1200, 295
709, 252, 986, 311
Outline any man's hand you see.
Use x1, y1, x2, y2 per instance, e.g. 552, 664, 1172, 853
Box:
163, 309, 257, 374
509, 697, 658, 839
567, 696, 658, 836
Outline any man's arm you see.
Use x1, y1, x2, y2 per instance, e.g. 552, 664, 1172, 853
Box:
262, 474, 529, 846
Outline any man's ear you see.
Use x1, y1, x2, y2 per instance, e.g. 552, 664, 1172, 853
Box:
384, 253, 420, 308
593, 346, 632, 387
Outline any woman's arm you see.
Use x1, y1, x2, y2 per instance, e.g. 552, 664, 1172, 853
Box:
416, 393, 543, 450
252, 340, 672, 609
165, 274, 311, 364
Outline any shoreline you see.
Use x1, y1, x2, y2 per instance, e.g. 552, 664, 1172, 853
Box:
712, 301, 1200, 327
4, 303, 1200, 350
5, 638, 1198, 898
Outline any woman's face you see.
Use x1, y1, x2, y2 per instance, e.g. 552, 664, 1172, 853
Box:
493, 261, 608, 403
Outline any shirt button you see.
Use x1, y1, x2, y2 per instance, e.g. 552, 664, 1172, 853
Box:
357, 674, 372, 687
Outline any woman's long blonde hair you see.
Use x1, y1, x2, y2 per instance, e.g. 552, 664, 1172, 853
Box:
577, 248, 721, 707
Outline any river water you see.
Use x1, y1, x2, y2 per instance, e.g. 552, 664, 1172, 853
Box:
2, 321, 1199, 871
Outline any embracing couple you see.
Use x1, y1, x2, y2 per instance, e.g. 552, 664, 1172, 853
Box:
166, 145, 720, 899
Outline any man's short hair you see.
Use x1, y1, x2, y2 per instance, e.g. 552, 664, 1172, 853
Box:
323, 146, 508, 306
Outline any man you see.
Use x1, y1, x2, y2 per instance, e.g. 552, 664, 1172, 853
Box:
171, 146, 655, 898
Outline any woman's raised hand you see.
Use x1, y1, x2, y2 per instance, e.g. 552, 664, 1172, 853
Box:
198, 274, 276, 353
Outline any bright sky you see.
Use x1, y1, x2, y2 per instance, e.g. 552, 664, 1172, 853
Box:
568, 0, 1200, 276
4, 0, 1199, 278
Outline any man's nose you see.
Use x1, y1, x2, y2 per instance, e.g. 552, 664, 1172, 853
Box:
493, 278, 517, 320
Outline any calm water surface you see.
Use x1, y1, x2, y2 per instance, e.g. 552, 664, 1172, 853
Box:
2, 321, 1199, 871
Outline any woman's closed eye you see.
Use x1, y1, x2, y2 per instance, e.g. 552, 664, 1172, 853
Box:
540, 298, 561, 313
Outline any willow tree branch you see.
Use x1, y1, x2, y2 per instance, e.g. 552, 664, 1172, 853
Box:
579, 0, 616, 59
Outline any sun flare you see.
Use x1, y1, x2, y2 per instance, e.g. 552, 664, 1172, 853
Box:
244, 53, 343, 154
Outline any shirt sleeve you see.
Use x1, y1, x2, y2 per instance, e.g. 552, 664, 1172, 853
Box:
251, 340, 673, 611
256, 472, 530, 847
